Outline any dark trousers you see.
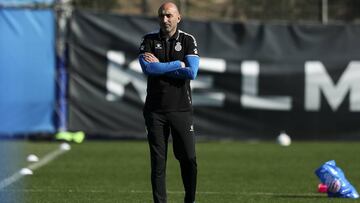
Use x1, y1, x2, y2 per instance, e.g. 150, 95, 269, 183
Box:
144, 111, 197, 203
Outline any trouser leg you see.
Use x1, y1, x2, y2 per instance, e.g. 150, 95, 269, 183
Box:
169, 111, 197, 203
144, 111, 170, 203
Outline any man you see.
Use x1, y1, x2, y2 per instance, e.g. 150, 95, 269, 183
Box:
138, 2, 200, 203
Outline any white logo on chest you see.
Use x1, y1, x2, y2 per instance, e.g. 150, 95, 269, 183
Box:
155, 43, 162, 49
190, 125, 194, 132
175, 42, 182, 51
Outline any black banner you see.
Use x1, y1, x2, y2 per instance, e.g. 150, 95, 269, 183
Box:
68, 10, 360, 139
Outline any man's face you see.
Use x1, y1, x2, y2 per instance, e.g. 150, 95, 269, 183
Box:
158, 5, 180, 36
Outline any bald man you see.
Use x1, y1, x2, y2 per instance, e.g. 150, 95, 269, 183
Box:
138, 2, 200, 203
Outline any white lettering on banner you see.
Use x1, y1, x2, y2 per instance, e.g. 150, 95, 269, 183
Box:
192, 76, 225, 106
105, 51, 360, 111
199, 57, 226, 73
240, 61, 292, 111
305, 61, 360, 112
105, 51, 225, 106
106, 51, 147, 102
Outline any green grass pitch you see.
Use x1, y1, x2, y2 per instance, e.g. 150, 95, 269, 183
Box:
2, 140, 360, 202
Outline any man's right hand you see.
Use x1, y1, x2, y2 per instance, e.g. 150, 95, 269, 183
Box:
143, 52, 159, 63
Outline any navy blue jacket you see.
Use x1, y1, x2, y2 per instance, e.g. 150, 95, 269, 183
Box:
139, 29, 200, 112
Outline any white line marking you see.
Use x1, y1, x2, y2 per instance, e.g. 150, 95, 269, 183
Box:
5, 189, 324, 197
0, 172, 23, 191
128, 190, 324, 197
0, 143, 70, 190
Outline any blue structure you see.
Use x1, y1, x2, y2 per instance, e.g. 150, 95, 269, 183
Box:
0, 0, 54, 6
0, 2, 55, 201
0, 7, 56, 134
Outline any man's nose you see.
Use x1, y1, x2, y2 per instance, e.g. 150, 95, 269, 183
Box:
162, 16, 168, 23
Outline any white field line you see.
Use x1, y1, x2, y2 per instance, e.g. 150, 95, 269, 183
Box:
0, 144, 69, 190
130, 190, 324, 197
11, 189, 324, 197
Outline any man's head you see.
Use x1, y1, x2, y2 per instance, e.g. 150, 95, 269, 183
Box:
158, 2, 181, 38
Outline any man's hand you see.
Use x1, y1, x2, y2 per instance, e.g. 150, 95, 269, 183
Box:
143, 52, 185, 68
180, 61, 186, 68
143, 52, 159, 63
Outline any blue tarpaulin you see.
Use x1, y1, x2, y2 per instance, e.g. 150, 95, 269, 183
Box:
0, 8, 55, 134
0, 0, 54, 6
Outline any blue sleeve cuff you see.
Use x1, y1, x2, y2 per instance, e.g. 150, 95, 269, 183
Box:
166, 55, 200, 80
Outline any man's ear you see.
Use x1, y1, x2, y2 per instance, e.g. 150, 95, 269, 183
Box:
178, 15, 181, 23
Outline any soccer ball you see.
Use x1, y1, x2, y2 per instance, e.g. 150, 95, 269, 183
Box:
277, 131, 291, 146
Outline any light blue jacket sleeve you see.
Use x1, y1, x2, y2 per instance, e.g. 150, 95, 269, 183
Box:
166, 55, 200, 80
138, 54, 182, 75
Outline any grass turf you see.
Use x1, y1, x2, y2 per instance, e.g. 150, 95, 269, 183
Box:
2, 140, 360, 202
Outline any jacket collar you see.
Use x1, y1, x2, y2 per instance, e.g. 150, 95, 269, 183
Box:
158, 29, 179, 41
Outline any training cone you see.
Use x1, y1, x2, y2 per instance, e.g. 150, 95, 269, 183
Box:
27, 154, 39, 162
20, 168, 33, 176
60, 143, 71, 151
